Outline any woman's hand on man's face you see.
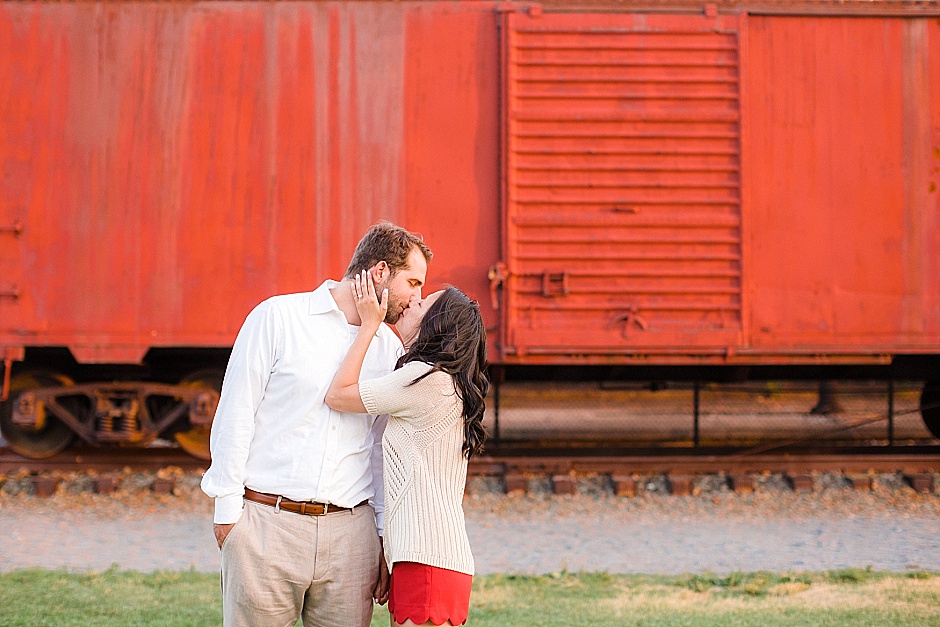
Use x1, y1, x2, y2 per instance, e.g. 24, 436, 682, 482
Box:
352, 269, 388, 328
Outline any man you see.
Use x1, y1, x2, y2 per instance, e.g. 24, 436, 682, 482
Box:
201, 222, 432, 626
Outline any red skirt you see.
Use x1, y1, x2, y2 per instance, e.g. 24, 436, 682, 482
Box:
388, 561, 472, 626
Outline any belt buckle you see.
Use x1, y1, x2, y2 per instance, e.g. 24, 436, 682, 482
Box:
299, 501, 330, 516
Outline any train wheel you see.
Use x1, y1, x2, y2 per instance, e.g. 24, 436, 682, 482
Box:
0, 371, 76, 459
173, 369, 224, 461
921, 381, 940, 439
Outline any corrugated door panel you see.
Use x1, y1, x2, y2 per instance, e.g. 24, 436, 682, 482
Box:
503, 12, 744, 358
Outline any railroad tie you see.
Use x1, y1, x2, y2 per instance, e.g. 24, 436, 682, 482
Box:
729, 474, 754, 494
787, 474, 814, 492
551, 474, 577, 496
503, 472, 527, 495
611, 475, 636, 497
668, 474, 692, 496
847, 474, 873, 491
93, 476, 119, 495
904, 473, 935, 494
151, 478, 176, 494
28, 475, 60, 498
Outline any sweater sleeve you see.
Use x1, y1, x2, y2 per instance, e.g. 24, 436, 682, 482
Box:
359, 361, 453, 420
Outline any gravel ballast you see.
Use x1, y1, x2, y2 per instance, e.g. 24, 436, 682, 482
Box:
1, 469, 938, 575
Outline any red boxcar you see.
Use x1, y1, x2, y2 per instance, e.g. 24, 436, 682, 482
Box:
1, 0, 939, 458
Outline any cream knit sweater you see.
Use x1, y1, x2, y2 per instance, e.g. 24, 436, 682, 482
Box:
359, 360, 474, 576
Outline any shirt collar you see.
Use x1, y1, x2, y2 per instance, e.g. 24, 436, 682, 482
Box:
308, 279, 395, 340
308, 280, 342, 315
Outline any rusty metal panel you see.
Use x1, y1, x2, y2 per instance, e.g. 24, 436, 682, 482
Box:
744, 16, 940, 353
399, 3, 502, 356
930, 18, 940, 333
537, 0, 940, 17
502, 11, 744, 360
0, 2, 500, 363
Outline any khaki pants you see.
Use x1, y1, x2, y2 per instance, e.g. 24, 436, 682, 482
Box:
220, 499, 381, 627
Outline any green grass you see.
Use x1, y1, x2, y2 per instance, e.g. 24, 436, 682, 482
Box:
0, 568, 219, 626
1, 567, 938, 626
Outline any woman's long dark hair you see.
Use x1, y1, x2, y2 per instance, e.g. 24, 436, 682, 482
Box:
396, 287, 489, 458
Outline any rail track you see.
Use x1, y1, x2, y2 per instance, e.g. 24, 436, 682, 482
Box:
2, 445, 937, 496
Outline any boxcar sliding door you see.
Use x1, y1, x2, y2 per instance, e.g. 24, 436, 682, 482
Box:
499, 10, 745, 363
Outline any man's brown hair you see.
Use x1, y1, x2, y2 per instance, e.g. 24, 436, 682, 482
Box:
344, 222, 433, 279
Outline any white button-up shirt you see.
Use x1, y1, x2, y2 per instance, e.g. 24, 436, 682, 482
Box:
201, 280, 402, 532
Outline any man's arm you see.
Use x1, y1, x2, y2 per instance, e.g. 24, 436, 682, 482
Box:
200, 301, 280, 529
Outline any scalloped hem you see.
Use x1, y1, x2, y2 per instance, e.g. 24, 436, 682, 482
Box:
390, 609, 468, 626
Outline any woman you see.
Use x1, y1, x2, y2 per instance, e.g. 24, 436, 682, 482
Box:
325, 271, 488, 627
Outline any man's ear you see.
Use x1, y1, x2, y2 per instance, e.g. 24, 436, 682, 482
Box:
370, 261, 389, 284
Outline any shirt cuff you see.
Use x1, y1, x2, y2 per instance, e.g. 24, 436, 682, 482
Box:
375, 511, 385, 537
214, 494, 245, 524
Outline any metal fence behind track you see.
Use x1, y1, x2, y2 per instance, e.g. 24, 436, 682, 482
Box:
482, 380, 937, 450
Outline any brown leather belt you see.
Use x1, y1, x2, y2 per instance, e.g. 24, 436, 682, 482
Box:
243, 489, 367, 516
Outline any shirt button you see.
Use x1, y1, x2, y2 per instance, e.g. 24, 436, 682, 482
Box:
332, 426, 336, 430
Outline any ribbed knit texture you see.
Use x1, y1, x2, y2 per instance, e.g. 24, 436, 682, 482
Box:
359, 361, 474, 576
